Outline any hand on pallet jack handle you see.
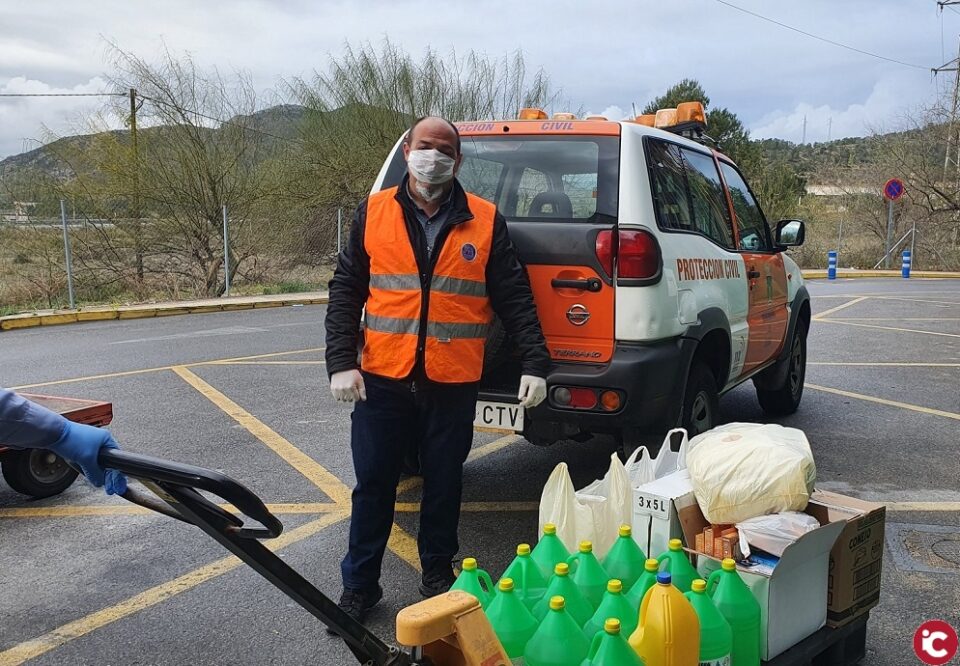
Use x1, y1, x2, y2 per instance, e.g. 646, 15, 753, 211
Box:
98, 448, 284, 539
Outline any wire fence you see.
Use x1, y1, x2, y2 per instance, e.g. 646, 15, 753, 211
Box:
0, 200, 346, 314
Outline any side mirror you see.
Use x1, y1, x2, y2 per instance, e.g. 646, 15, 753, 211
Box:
775, 219, 805, 247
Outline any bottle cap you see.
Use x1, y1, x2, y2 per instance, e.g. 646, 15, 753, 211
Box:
579, 541, 593, 553
554, 562, 570, 576
691, 579, 707, 593
543, 523, 557, 535
517, 543, 531, 556
657, 571, 672, 585
549, 595, 565, 611
669, 538, 683, 551
644, 558, 659, 571
462, 558, 477, 571
722, 558, 737, 572
499, 578, 514, 592
604, 618, 621, 634
607, 579, 623, 593
619, 524, 632, 537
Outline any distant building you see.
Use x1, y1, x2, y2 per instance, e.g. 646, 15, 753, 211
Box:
1, 201, 37, 222
805, 185, 875, 197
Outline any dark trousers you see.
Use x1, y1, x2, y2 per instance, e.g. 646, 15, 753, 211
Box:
341, 372, 477, 592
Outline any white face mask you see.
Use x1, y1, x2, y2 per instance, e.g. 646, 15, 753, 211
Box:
407, 148, 456, 185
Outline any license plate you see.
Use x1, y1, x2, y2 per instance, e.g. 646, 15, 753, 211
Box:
474, 400, 524, 432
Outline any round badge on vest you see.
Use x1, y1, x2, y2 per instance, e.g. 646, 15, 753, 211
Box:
461, 243, 477, 261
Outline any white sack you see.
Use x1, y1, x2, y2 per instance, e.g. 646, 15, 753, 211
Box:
736, 511, 821, 557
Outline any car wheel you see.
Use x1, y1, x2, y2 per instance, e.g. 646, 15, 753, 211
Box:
681, 362, 719, 438
756, 324, 807, 416
1, 448, 80, 498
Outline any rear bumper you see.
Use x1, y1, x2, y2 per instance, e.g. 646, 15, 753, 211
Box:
480, 338, 693, 438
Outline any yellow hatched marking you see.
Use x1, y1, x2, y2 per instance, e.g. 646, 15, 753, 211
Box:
0, 510, 347, 666
886, 502, 960, 512
809, 362, 960, 367
172, 366, 351, 504
813, 319, 960, 339
395, 501, 539, 512
813, 296, 868, 320
805, 383, 960, 421
387, 523, 422, 573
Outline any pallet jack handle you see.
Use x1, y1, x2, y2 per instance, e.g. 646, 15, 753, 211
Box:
99, 448, 413, 666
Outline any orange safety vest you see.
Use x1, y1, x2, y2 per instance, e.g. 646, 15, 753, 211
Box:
361, 186, 495, 383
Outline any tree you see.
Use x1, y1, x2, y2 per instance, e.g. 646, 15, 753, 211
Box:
642, 78, 709, 113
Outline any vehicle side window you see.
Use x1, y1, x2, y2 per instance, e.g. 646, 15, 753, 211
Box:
647, 141, 694, 232
719, 162, 771, 252
681, 149, 735, 249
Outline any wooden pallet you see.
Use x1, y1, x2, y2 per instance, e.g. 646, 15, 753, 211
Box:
765, 613, 868, 666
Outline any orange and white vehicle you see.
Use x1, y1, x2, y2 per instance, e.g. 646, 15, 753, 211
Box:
371, 103, 810, 445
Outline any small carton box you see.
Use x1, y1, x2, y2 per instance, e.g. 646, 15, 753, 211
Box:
811, 490, 886, 627
632, 468, 698, 557
679, 499, 846, 661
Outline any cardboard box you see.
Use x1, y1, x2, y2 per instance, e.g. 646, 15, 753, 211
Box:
632, 468, 698, 557
811, 490, 886, 627
680, 499, 846, 661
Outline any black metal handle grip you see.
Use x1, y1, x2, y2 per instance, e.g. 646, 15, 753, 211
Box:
99, 448, 283, 539
747, 270, 761, 279
551, 277, 602, 292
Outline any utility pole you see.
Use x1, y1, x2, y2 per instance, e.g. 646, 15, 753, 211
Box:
129, 88, 144, 285
827, 117, 832, 142
934, 34, 960, 248
801, 115, 807, 145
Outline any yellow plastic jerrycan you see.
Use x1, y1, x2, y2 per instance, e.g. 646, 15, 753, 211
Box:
629, 571, 700, 666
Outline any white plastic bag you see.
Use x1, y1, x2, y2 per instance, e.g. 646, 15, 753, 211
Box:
652, 428, 689, 478
736, 511, 821, 557
623, 445, 655, 488
686, 423, 817, 524
538, 453, 632, 557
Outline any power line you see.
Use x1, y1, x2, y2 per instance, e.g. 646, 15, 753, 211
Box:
714, 0, 929, 70
0, 92, 125, 98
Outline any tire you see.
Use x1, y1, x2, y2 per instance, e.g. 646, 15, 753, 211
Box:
1, 449, 80, 498
680, 362, 720, 438
756, 324, 807, 416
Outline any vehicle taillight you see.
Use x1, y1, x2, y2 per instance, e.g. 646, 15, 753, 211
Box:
618, 229, 660, 279
595, 230, 615, 277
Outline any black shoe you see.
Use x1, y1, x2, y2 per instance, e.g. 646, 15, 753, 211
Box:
326, 585, 383, 635
418, 568, 456, 598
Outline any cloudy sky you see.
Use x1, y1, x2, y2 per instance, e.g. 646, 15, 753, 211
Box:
0, 0, 953, 159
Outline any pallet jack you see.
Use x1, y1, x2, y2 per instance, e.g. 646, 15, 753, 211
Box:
100, 448, 510, 666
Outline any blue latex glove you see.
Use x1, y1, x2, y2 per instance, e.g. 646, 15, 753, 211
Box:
48, 422, 128, 495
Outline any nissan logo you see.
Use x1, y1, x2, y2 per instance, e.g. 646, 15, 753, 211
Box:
566, 304, 590, 326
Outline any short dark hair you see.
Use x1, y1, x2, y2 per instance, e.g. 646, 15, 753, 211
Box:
404, 116, 461, 154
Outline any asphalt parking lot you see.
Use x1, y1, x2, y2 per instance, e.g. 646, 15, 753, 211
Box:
1, 278, 958, 666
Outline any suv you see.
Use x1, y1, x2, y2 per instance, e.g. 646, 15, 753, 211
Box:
371, 103, 810, 446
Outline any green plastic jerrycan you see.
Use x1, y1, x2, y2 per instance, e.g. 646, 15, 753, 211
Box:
486, 577, 539, 660
523, 596, 591, 666
583, 618, 644, 666
685, 578, 733, 666
501, 543, 548, 611
707, 559, 761, 666
449, 557, 496, 609
625, 558, 660, 609
567, 541, 610, 609
583, 579, 640, 641
656, 539, 699, 593
602, 525, 647, 590
533, 562, 594, 627
532, 523, 572, 580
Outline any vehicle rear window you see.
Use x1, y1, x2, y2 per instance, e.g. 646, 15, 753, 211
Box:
382, 135, 619, 222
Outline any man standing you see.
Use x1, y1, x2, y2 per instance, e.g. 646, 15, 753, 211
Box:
325, 116, 550, 623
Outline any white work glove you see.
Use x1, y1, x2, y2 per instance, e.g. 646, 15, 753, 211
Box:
518, 375, 547, 408
330, 369, 367, 403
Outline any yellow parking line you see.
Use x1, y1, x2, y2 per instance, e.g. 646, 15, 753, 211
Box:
172, 366, 351, 505
805, 383, 960, 421
809, 362, 960, 367
11, 347, 325, 390
886, 502, 960, 512
206, 360, 326, 365
395, 501, 539, 512
395, 434, 522, 495
0, 509, 348, 666
828, 317, 960, 321
387, 523, 422, 573
813, 296, 868, 320
871, 296, 958, 307
813, 319, 960, 339
0, 502, 339, 519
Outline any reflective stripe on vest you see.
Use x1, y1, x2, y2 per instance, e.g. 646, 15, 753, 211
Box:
361, 186, 495, 383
